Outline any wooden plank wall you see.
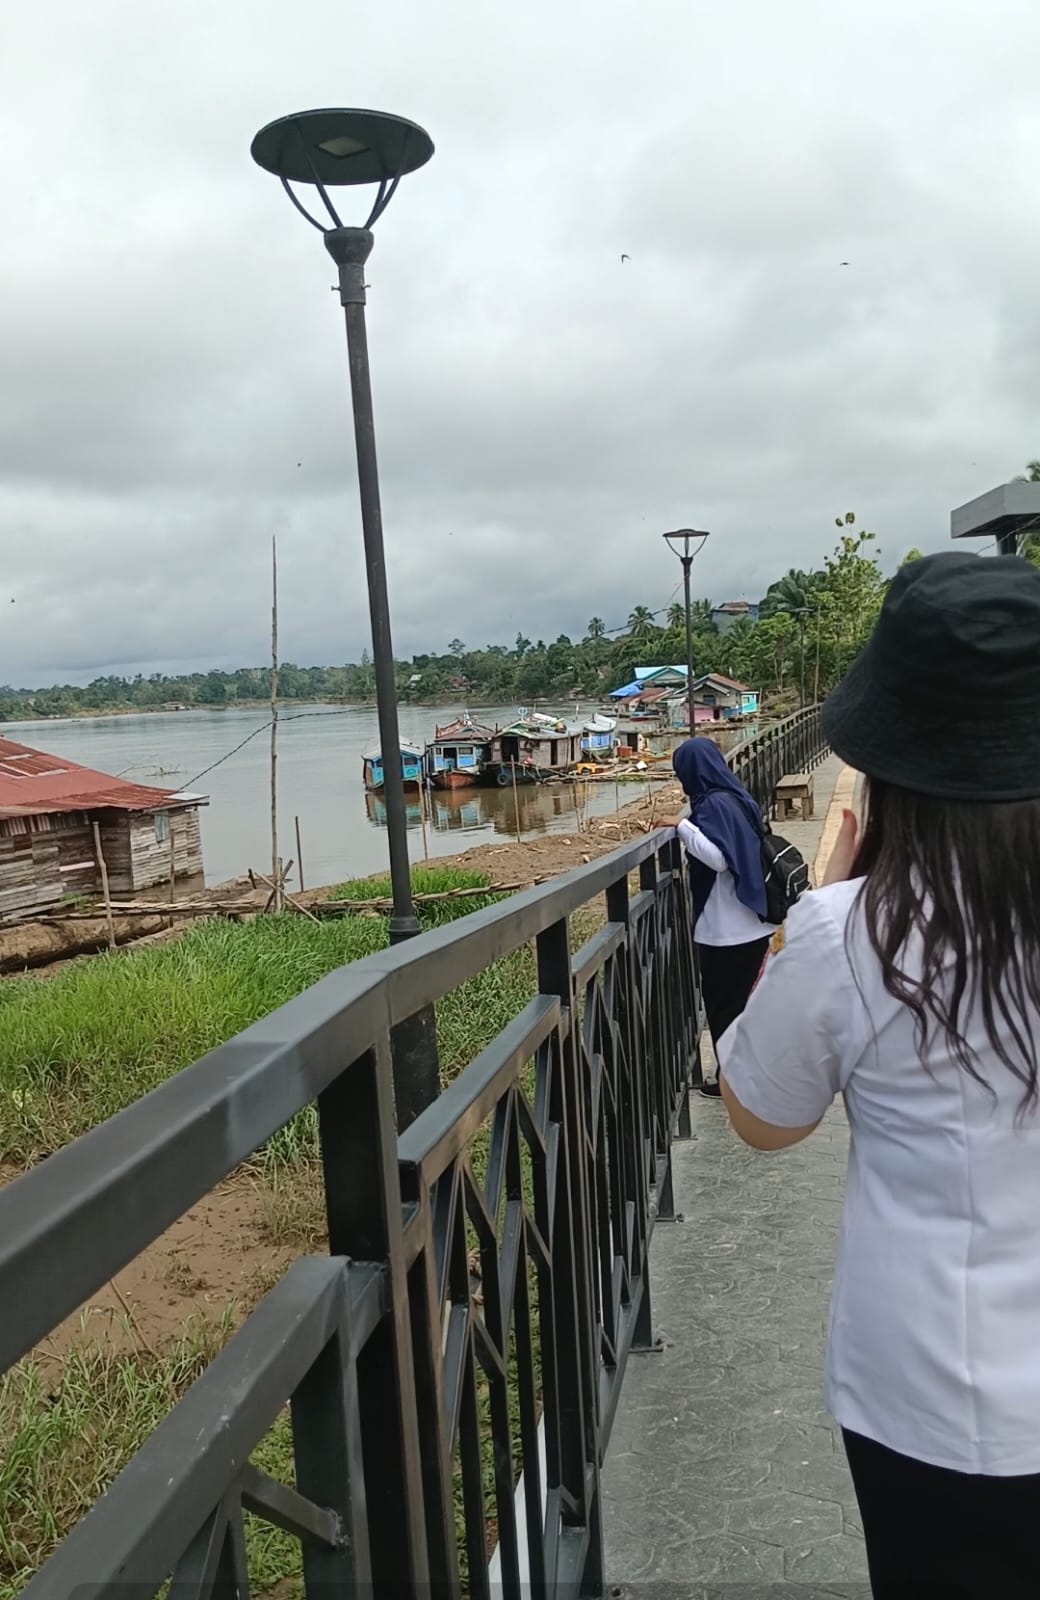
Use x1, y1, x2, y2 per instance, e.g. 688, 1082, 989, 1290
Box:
126, 808, 204, 893
0, 807, 205, 913
0, 829, 68, 916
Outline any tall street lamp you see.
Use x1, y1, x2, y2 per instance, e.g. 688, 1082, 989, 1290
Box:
663, 529, 710, 736
792, 607, 809, 708
251, 107, 438, 1127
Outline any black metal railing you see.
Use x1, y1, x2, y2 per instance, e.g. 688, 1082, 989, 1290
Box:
728, 704, 830, 814
0, 706, 825, 1599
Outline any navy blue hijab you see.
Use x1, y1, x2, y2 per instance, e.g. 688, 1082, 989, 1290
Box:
672, 739, 766, 922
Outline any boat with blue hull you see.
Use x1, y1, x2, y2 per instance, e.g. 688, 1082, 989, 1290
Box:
362, 743, 424, 793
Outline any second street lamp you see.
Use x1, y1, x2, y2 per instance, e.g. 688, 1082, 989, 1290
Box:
662, 529, 710, 736
251, 107, 438, 1127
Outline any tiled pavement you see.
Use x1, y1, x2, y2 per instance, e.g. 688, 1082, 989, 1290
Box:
601, 755, 872, 1598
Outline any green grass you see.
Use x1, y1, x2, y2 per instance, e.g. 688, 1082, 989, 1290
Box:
328, 864, 498, 918
0, 1309, 301, 1600
0, 869, 511, 1167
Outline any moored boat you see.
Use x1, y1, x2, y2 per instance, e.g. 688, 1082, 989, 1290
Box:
425, 716, 495, 790
485, 712, 584, 786
362, 743, 424, 793
581, 713, 617, 761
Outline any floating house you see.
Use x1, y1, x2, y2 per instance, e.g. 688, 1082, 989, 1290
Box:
487, 713, 584, 786
693, 673, 759, 719
425, 716, 495, 790
362, 743, 424, 793
0, 735, 207, 917
581, 714, 617, 759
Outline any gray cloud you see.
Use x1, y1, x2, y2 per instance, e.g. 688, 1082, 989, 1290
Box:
2, 0, 1039, 683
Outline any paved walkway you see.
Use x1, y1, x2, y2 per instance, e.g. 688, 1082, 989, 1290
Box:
602, 754, 871, 1597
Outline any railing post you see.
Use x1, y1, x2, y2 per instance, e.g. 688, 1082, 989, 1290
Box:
536, 916, 605, 1598
316, 1041, 431, 1597
291, 1281, 373, 1595
606, 867, 656, 1352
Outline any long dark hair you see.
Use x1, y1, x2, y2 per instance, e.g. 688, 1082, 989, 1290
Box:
852, 779, 1040, 1109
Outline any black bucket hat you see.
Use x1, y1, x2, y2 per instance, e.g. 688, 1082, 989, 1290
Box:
822, 551, 1040, 801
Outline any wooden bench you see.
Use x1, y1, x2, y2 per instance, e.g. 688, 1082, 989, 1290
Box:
775, 771, 814, 821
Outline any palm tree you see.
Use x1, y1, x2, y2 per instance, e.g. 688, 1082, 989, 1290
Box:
759, 568, 816, 618
667, 603, 686, 631
584, 617, 607, 641
1014, 460, 1040, 482
626, 605, 658, 641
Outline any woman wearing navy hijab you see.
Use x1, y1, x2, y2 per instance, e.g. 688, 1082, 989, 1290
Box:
662, 737, 775, 1095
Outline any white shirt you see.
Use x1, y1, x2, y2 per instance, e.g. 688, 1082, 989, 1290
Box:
676, 818, 776, 946
719, 878, 1040, 1475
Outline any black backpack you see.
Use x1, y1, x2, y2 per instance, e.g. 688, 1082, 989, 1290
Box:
724, 790, 809, 925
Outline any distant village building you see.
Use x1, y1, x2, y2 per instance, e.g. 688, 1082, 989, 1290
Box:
609, 666, 758, 724
0, 736, 207, 918
710, 601, 759, 634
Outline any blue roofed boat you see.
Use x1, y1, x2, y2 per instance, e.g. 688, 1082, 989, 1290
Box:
362, 742, 424, 793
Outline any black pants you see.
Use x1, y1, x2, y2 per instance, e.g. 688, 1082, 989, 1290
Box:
695, 936, 770, 1053
843, 1428, 1040, 1597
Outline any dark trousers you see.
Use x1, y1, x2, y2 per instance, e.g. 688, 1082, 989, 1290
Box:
843, 1428, 1040, 1597
695, 936, 770, 1054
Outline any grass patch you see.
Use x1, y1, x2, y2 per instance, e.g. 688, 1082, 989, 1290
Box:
0, 1307, 305, 1600
328, 863, 497, 913
0, 870, 509, 1167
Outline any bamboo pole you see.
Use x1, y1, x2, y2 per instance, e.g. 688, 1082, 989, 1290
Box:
511, 761, 523, 843
250, 867, 321, 924
270, 536, 282, 913
294, 815, 305, 892
168, 822, 177, 905
91, 822, 117, 950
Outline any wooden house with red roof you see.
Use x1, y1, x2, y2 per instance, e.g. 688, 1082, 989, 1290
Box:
0, 736, 207, 917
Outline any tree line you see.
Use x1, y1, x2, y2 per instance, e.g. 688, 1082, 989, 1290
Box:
0, 511, 995, 723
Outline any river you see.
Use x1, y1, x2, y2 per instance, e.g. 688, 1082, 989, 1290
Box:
1, 705, 639, 887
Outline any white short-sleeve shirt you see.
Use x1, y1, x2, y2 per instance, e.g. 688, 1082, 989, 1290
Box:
719, 878, 1040, 1476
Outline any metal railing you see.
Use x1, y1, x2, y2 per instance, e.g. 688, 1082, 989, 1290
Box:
728, 704, 830, 815
0, 706, 826, 1599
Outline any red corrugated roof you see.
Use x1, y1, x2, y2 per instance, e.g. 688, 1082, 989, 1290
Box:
0, 735, 195, 819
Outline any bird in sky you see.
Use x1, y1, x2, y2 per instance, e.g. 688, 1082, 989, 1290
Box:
621, 253, 631, 263
839, 260, 849, 266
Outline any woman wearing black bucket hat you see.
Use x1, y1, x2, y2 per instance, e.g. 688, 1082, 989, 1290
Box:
716, 552, 1040, 1597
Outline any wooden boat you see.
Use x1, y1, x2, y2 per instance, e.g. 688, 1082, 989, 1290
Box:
362, 743, 424, 793
425, 716, 495, 790
581, 713, 617, 761
486, 713, 584, 787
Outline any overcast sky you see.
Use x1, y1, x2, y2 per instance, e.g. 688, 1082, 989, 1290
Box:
2, 0, 1038, 685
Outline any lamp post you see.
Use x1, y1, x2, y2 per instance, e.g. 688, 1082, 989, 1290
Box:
251, 107, 438, 1128
663, 529, 710, 736
792, 607, 809, 707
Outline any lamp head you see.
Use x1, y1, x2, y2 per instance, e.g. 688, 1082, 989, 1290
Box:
662, 528, 710, 559
251, 108, 434, 232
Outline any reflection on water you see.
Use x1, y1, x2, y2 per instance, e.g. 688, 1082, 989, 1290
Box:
366, 776, 622, 844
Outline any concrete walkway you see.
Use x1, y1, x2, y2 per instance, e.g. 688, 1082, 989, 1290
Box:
602, 754, 871, 1597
